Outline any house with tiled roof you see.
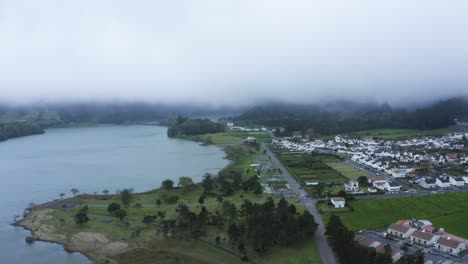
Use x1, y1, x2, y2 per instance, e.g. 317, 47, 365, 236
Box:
375, 243, 403, 262
436, 178, 451, 188
449, 176, 465, 187
388, 223, 416, 239
434, 237, 466, 255
331, 197, 345, 208
410, 230, 439, 247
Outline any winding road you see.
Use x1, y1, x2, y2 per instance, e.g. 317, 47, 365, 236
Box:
263, 143, 338, 264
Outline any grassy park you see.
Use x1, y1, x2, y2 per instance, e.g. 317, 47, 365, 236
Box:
342, 128, 451, 140
322, 191, 468, 238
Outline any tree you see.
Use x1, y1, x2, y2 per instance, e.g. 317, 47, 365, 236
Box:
178, 176, 194, 193
102, 189, 109, 197
216, 196, 223, 206
198, 195, 205, 206
215, 236, 221, 245
201, 173, 215, 193
337, 189, 347, 199
79, 205, 89, 213
70, 188, 80, 197
74, 212, 89, 225
59, 193, 65, 200
227, 223, 240, 244
121, 189, 132, 206
115, 209, 127, 221
142, 215, 156, 226
156, 199, 162, 207
357, 176, 368, 186
161, 179, 174, 190
107, 202, 121, 215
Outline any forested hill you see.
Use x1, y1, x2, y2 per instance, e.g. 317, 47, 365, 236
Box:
0, 122, 44, 142
235, 97, 468, 136
167, 116, 225, 137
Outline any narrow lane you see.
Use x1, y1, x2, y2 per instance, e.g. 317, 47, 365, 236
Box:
263, 144, 338, 264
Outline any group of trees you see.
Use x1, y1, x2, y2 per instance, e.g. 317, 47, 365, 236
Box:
0, 122, 44, 142
167, 116, 225, 137
236, 97, 468, 137
326, 215, 424, 264
156, 198, 317, 255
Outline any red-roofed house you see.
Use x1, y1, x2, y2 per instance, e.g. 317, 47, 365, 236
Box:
388, 224, 416, 239
410, 230, 439, 247
331, 197, 345, 208
434, 237, 466, 255
395, 220, 411, 226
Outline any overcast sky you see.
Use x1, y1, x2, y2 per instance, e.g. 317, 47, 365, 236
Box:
1, 0, 467, 106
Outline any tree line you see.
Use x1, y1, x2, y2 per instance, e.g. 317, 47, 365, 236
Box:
167, 115, 225, 137
235, 97, 468, 137
0, 122, 44, 142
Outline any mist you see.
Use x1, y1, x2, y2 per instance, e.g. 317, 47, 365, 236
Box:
1, 0, 468, 106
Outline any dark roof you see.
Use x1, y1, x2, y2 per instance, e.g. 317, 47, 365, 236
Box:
425, 178, 436, 184
439, 178, 450, 183
354, 235, 374, 247
388, 182, 401, 187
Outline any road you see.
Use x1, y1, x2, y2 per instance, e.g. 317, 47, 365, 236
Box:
263, 143, 338, 264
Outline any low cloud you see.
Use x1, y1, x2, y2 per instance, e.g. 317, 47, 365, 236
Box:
1, 0, 467, 106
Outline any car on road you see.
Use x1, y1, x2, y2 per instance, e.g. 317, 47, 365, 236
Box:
380, 232, 388, 238
404, 241, 413, 247
429, 250, 439, 255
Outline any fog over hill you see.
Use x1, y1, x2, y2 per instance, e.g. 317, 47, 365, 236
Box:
1, 0, 468, 105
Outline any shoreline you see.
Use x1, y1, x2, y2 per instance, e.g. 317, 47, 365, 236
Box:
14, 133, 234, 264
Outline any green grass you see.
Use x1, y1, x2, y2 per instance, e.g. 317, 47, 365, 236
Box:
193, 131, 272, 145
343, 128, 451, 140
322, 192, 468, 238
324, 161, 370, 180
111, 239, 244, 264
257, 240, 322, 264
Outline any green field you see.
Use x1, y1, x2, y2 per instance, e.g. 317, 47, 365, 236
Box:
322, 192, 468, 238
193, 131, 271, 145
344, 128, 451, 140
279, 153, 348, 184
323, 161, 370, 180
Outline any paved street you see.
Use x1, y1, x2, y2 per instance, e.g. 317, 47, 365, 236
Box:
263, 143, 338, 264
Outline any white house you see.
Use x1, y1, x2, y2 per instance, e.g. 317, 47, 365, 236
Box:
463, 176, 468, 184
410, 230, 439, 247
385, 182, 401, 193
344, 180, 359, 192
331, 197, 346, 208
388, 224, 416, 239
419, 178, 437, 189
436, 178, 451, 188
449, 177, 465, 187
434, 237, 466, 255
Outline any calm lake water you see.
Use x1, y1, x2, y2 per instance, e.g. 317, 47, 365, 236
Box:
0, 125, 229, 263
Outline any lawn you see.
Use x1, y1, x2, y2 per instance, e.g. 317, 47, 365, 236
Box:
322, 191, 468, 238
194, 131, 272, 145
256, 240, 322, 264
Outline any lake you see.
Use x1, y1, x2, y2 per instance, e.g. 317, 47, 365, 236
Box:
0, 125, 229, 263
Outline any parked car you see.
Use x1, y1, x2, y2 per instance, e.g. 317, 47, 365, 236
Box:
429, 250, 439, 255
404, 241, 413, 247
380, 232, 388, 238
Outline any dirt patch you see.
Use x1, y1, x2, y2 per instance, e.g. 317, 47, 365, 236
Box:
68, 232, 128, 256
17, 209, 130, 263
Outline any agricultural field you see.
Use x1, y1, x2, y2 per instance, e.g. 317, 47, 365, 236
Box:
323, 159, 370, 180
322, 191, 468, 238
278, 153, 348, 185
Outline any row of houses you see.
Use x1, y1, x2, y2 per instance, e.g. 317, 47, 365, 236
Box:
388, 219, 467, 255
417, 175, 468, 189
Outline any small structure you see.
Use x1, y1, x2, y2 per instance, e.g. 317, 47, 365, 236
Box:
344, 180, 359, 192
331, 197, 345, 208
410, 230, 439, 247
419, 178, 437, 189
436, 178, 451, 188
449, 177, 465, 187
385, 182, 401, 193
434, 237, 466, 255
387, 223, 416, 239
